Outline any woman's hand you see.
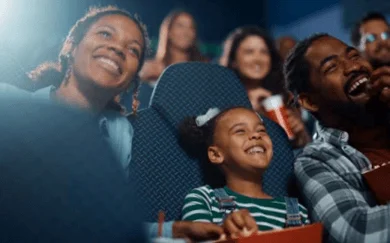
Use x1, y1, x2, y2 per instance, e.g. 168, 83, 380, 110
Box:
139, 60, 165, 81
247, 88, 272, 114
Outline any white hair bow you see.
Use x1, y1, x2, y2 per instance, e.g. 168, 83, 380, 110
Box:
195, 108, 220, 127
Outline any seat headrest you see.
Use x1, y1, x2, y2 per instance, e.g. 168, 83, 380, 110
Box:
150, 62, 252, 127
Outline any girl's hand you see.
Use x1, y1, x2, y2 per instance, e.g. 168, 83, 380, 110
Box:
222, 209, 258, 239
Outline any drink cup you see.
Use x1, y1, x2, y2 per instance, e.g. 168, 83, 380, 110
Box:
262, 95, 294, 140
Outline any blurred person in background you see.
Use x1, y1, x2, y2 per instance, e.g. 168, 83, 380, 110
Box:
0, 5, 223, 242
276, 36, 297, 61
220, 26, 311, 148
136, 10, 207, 110
351, 12, 390, 69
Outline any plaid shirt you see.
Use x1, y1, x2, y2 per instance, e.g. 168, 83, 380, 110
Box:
295, 123, 390, 243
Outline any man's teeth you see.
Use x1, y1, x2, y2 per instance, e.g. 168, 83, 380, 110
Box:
247, 146, 265, 154
349, 77, 368, 93
98, 57, 119, 72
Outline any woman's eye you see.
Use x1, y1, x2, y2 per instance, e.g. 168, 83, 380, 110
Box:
128, 47, 140, 58
98, 31, 111, 38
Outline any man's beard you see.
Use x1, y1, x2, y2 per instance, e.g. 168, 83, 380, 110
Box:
328, 97, 388, 127
370, 58, 390, 69
369, 45, 390, 69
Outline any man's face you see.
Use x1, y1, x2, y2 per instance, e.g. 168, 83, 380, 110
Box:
302, 36, 373, 119
360, 19, 390, 68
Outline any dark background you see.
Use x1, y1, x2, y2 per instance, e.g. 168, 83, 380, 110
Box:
1, 0, 390, 72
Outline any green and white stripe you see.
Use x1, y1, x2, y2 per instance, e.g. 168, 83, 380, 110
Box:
181, 185, 309, 231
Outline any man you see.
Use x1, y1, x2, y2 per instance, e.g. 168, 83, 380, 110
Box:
351, 12, 390, 69
284, 33, 390, 242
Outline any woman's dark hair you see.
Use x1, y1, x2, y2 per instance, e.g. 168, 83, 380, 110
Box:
155, 10, 206, 65
220, 26, 286, 95
178, 106, 250, 187
29, 5, 150, 113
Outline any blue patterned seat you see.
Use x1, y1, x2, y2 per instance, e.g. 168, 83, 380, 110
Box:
128, 62, 295, 221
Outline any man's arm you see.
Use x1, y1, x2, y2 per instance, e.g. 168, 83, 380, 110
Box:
295, 156, 390, 243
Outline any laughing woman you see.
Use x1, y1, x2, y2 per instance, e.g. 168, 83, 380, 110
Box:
0, 6, 224, 241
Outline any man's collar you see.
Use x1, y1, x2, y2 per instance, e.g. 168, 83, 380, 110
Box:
315, 122, 350, 145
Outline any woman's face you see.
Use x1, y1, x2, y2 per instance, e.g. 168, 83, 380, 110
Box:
71, 14, 144, 96
233, 35, 271, 82
168, 13, 196, 51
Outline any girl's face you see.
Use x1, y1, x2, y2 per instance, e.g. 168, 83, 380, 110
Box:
233, 35, 271, 82
208, 108, 273, 174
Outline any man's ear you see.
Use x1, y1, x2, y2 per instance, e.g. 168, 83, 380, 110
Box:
208, 146, 224, 165
298, 93, 319, 112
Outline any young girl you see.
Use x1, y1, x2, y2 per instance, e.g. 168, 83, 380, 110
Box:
179, 107, 309, 238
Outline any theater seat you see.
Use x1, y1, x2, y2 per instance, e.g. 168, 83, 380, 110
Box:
128, 62, 295, 221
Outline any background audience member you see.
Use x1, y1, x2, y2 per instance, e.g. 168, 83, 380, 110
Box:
276, 36, 297, 61
220, 26, 311, 148
135, 10, 207, 110
351, 12, 390, 69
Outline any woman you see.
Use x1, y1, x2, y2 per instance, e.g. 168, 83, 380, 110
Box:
220, 26, 310, 148
26, 6, 150, 171
133, 11, 207, 110
140, 10, 206, 82
0, 6, 223, 241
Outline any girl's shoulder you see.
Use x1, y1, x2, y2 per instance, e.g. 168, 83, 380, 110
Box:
185, 185, 217, 201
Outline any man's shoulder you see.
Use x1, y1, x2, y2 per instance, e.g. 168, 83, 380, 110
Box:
297, 138, 337, 159
295, 139, 344, 174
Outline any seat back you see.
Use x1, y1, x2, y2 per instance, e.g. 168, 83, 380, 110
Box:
129, 62, 295, 221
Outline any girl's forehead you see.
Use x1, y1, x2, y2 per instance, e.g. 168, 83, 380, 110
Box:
218, 108, 262, 127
